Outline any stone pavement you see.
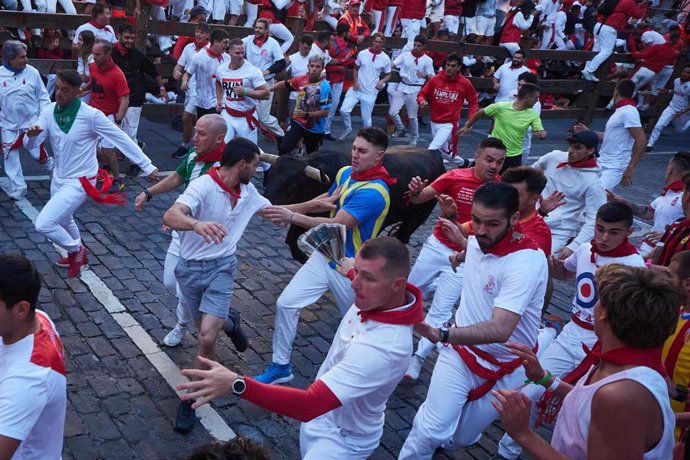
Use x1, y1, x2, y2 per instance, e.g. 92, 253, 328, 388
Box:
0, 112, 687, 460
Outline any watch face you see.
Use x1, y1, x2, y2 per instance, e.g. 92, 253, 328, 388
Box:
233, 378, 246, 395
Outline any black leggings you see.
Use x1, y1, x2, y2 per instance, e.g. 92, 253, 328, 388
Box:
278, 120, 324, 155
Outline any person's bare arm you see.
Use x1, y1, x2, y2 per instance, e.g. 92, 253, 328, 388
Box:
460, 108, 487, 134
607, 190, 654, 220
134, 172, 185, 211
216, 80, 224, 112
181, 72, 191, 91
115, 94, 129, 125
420, 308, 522, 345
621, 127, 647, 186
0, 435, 20, 460
261, 206, 359, 231
163, 203, 228, 244
245, 83, 271, 100
407, 176, 439, 204
550, 255, 575, 280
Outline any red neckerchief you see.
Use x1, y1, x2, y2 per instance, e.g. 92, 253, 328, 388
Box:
480, 223, 539, 256
662, 179, 684, 196
411, 49, 425, 65
357, 283, 424, 325
88, 20, 105, 29
350, 164, 397, 186
510, 62, 523, 70
589, 238, 638, 263
614, 98, 637, 110
315, 41, 327, 51
207, 167, 241, 199
556, 155, 597, 169
369, 47, 382, 61
195, 39, 209, 52
206, 48, 223, 62
589, 342, 666, 377
253, 34, 268, 47
195, 142, 225, 164
114, 42, 128, 57
79, 169, 126, 204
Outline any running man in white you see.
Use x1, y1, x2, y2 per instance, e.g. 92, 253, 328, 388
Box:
647, 63, 690, 152
24, 70, 158, 278
388, 34, 434, 146
0, 41, 52, 200
338, 33, 392, 140
399, 181, 548, 459
182, 29, 230, 119
215, 39, 270, 144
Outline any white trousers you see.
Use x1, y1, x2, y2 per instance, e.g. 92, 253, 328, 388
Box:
399, 345, 525, 459
408, 235, 465, 359
35, 176, 89, 253
325, 81, 344, 134
152, 5, 173, 51
541, 26, 566, 50
631, 66, 655, 92
648, 105, 690, 148
389, 89, 420, 128
401, 18, 423, 52
244, 2, 258, 26
323, 14, 338, 30
269, 23, 294, 53
300, 416, 379, 460
497, 322, 596, 459
599, 163, 626, 192
500, 42, 521, 57
210, 0, 227, 21
46, 0, 74, 14
550, 226, 574, 255
584, 24, 617, 74
429, 121, 454, 153
122, 106, 143, 142
371, 9, 384, 32
2, 129, 46, 199
340, 89, 377, 131
164, 233, 193, 326
384, 6, 399, 36
221, 110, 259, 144
443, 15, 460, 35
272, 253, 354, 364
256, 80, 285, 137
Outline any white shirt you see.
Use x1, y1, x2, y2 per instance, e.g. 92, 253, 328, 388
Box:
494, 63, 530, 102
242, 35, 284, 76
72, 22, 117, 45
0, 65, 50, 131
668, 78, 690, 112
287, 52, 310, 100
186, 49, 230, 109
393, 52, 434, 94
0, 311, 66, 460
641, 30, 666, 46
355, 49, 391, 96
650, 189, 684, 232
533, 150, 606, 252
309, 43, 332, 67
179, 42, 208, 97
564, 242, 645, 325
216, 60, 267, 112
312, 291, 418, 440
455, 236, 548, 362
598, 105, 642, 168
539, 0, 561, 23
25, 102, 155, 180
176, 175, 270, 261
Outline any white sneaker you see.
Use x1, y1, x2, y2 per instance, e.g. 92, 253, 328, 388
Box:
164, 323, 189, 347
404, 355, 425, 380
337, 129, 352, 141
408, 138, 418, 147
581, 69, 599, 82
256, 161, 271, 173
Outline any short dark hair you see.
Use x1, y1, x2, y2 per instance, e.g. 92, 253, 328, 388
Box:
195, 22, 211, 34
671, 151, 690, 172
210, 29, 229, 44
501, 166, 547, 195
517, 71, 537, 84
185, 437, 271, 460
445, 52, 461, 66
670, 250, 690, 282
229, 38, 243, 48
118, 24, 135, 35
477, 136, 506, 153
221, 137, 260, 167
596, 201, 634, 228
371, 32, 385, 42
616, 79, 635, 99
473, 182, 519, 218
94, 38, 112, 54
57, 69, 83, 88
336, 22, 350, 36
517, 82, 540, 99
682, 170, 690, 192
356, 127, 389, 151
317, 30, 333, 43
413, 34, 427, 46
0, 254, 41, 312
513, 49, 525, 57
358, 237, 411, 279
300, 33, 314, 46
91, 2, 107, 18
596, 264, 679, 348
255, 18, 271, 29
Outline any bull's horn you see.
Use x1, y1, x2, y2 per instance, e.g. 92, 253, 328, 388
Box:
259, 151, 279, 164
304, 165, 330, 184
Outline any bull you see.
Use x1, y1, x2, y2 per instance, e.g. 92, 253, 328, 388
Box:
261, 145, 446, 263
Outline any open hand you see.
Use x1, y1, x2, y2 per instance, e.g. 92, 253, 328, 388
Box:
538, 191, 565, 214
193, 221, 229, 244
178, 356, 238, 409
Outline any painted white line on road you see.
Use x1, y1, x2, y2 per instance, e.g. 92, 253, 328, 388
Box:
0, 178, 236, 442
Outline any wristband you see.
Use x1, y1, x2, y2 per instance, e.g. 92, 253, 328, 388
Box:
144, 188, 153, 201
537, 208, 549, 217
546, 375, 561, 392
243, 88, 248, 96
535, 370, 552, 386
437, 327, 450, 344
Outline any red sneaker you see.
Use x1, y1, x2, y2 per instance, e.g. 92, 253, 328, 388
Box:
67, 246, 88, 278
55, 255, 70, 268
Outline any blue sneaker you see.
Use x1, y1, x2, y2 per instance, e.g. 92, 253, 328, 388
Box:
254, 363, 294, 384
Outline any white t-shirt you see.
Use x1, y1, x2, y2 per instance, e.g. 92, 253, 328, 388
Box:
641, 30, 666, 46
494, 63, 529, 102
393, 52, 434, 94
0, 310, 66, 460
186, 49, 230, 109
72, 22, 117, 45
563, 242, 645, 325
669, 78, 690, 112
216, 60, 267, 112
287, 52, 310, 101
309, 43, 332, 68
176, 174, 270, 261
312, 291, 417, 440
179, 42, 208, 97
598, 105, 642, 168
651, 189, 684, 232
355, 49, 392, 96
455, 236, 548, 361
242, 35, 284, 76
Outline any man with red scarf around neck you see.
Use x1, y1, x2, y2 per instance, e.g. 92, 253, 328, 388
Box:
400, 182, 548, 459
496, 202, 646, 460
177, 237, 423, 458
255, 127, 394, 385
494, 264, 677, 460
653, 172, 690, 268
71, 3, 116, 56
573, 79, 647, 192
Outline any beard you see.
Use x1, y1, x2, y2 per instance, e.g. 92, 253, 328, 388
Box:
476, 223, 511, 251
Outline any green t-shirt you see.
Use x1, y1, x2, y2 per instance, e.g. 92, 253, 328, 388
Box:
484, 102, 544, 157
175, 148, 217, 188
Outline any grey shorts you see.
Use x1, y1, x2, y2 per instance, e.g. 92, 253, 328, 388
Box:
175, 255, 237, 321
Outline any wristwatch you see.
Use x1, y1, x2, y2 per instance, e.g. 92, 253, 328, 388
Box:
232, 376, 247, 395
437, 327, 450, 344
674, 383, 689, 402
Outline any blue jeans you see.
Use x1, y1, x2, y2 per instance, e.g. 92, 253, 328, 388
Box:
174, 256, 237, 321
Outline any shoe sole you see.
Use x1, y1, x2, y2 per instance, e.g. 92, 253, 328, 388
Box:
260, 374, 294, 385
67, 263, 88, 278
